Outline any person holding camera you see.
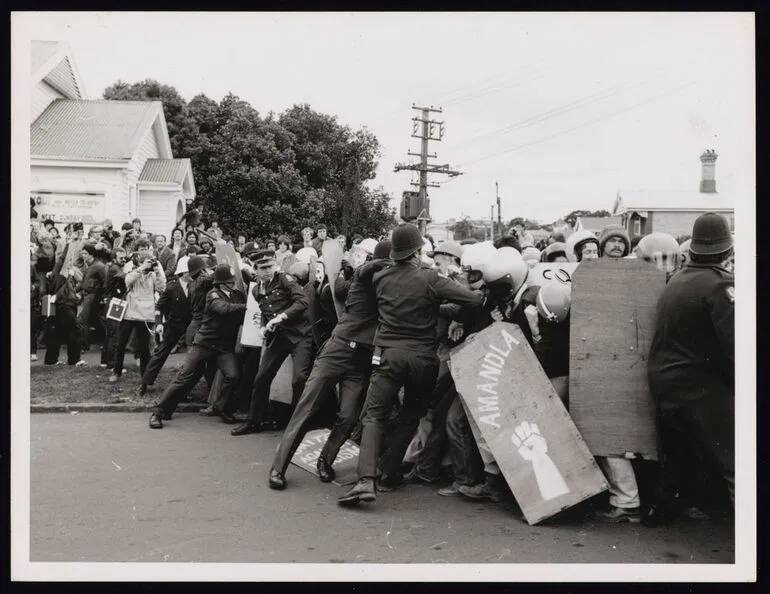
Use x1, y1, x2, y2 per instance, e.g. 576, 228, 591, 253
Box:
110, 238, 166, 383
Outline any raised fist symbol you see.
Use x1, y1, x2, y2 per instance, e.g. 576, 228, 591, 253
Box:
511, 420, 570, 501
511, 421, 547, 461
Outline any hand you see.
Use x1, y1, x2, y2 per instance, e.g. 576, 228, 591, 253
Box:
490, 308, 504, 322
155, 323, 164, 336
264, 314, 285, 333
448, 321, 464, 342
511, 421, 548, 461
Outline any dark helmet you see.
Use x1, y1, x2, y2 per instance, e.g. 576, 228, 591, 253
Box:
373, 239, 392, 260
212, 263, 236, 285
242, 241, 260, 258
689, 212, 733, 256
540, 241, 567, 263
187, 255, 207, 278
389, 224, 424, 261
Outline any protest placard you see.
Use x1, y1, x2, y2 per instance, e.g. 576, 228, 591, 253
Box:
528, 262, 579, 287
451, 322, 608, 525
290, 429, 360, 486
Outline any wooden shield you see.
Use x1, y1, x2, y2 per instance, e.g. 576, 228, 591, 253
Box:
568, 258, 666, 459
239, 281, 263, 348
450, 322, 608, 525
291, 428, 360, 486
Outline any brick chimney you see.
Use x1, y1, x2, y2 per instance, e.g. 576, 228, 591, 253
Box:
699, 149, 717, 193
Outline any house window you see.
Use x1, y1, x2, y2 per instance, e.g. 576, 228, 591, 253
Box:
633, 219, 641, 236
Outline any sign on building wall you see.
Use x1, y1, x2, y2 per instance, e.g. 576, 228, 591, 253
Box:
31, 192, 105, 224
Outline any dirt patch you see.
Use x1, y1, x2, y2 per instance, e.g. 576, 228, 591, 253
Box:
30, 363, 210, 407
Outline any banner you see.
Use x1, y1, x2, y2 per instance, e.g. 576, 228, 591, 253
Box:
450, 322, 608, 525
31, 192, 105, 224
528, 262, 579, 287
568, 258, 665, 459
290, 428, 360, 486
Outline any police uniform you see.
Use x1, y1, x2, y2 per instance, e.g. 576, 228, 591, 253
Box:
239, 254, 313, 430
648, 262, 735, 506
270, 258, 391, 484
154, 282, 246, 418
355, 260, 483, 484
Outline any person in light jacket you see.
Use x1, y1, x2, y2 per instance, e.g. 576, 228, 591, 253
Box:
110, 238, 166, 382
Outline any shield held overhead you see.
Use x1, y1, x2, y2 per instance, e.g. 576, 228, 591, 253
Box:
450, 322, 608, 525
321, 239, 345, 320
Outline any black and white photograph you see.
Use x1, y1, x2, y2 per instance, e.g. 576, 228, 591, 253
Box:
11, 11, 755, 582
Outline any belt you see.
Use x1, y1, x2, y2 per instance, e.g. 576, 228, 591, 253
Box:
332, 334, 373, 353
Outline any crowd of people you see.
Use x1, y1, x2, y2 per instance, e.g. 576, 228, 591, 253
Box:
29, 209, 735, 527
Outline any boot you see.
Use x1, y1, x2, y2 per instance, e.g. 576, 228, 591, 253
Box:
268, 468, 287, 490
231, 422, 260, 436
317, 455, 336, 483
337, 478, 376, 506
457, 474, 505, 503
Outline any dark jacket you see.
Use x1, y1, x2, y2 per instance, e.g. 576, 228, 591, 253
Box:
252, 271, 310, 346
155, 278, 192, 330
332, 260, 390, 349
520, 285, 570, 378
647, 263, 734, 410
157, 245, 178, 279
103, 262, 127, 301
81, 260, 106, 296
372, 260, 484, 352
192, 286, 247, 351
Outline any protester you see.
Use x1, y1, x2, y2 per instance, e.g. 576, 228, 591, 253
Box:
170, 227, 187, 259
149, 263, 246, 429
565, 230, 600, 262
539, 242, 568, 263
110, 239, 166, 383
301, 227, 314, 250
312, 224, 328, 255
76, 244, 107, 353
100, 247, 128, 369
154, 234, 178, 279
43, 264, 85, 366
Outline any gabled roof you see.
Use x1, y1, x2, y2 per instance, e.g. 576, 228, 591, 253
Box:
31, 99, 166, 161
139, 158, 192, 184
613, 190, 734, 215
31, 40, 86, 99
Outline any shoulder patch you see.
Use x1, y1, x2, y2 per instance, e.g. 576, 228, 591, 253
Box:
284, 274, 295, 283
726, 286, 735, 303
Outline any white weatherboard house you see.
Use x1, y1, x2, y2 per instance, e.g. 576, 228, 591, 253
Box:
612, 150, 733, 239
30, 40, 195, 235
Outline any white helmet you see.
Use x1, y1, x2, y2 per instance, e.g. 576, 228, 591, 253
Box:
174, 256, 190, 275
460, 241, 497, 286
358, 238, 378, 255
484, 247, 529, 294
565, 230, 600, 262
521, 246, 541, 264
636, 232, 680, 275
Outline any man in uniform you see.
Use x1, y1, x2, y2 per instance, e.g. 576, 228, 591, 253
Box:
337, 224, 484, 507
230, 249, 313, 436
644, 212, 734, 526
149, 263, 246, 429
268, 240, 393, 490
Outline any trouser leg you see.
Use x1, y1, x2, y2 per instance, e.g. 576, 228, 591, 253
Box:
155, 346, 213, 414
59, 309, 81, 364
44, 313, 63, 364
31, 308, 41, 353
272, 341, 350, 475
247, 335, 293, 425
290, 334, 316, 407
321, 347, 371, 463
133, 322, 152, 378
112, 321, 135, 375
446, 394, 486, 485
215, 351, 241, 407
142, 325, 185, 386
77, 293, 95, 348
413, 370, 457, 479
231, 347, 261, 413
599, 457, 641, 509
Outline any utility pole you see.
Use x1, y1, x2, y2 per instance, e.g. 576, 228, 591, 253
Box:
496, 182, 502, 236
490, 204, 495, 243
395, 104, 462, 234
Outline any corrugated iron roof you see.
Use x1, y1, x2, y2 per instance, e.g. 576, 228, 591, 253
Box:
44, 57, 80, 98
31, 99, 160, 160
615, 190, 734, 213
31, 41, 62, 75
578, 216, 622, 230
139, 159, 191, 184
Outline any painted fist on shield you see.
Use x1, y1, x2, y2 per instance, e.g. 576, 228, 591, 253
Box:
511, 420, 570, 501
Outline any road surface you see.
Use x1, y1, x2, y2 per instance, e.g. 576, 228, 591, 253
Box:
29, 413, 734, 564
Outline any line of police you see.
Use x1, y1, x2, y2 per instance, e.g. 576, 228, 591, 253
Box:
142, 212, 734, 526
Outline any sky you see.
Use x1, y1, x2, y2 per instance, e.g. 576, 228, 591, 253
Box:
17, 11, 754, 224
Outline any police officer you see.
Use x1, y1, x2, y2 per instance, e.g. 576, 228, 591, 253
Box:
644, 212, 735, 526
338, 224, 484, 507
149, 264, 246, 429
231, 249, 313, 436
268, 240, 393, 490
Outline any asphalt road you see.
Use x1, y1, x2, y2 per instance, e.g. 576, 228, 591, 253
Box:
30, 413, 734, 564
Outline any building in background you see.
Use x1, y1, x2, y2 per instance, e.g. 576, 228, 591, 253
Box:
574, 215, 623, 236
612, 150, 733, 239
29, 40, 195, 235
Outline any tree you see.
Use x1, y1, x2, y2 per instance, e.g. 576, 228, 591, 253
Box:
104, 82, 396, 240
561, 209, 612, 228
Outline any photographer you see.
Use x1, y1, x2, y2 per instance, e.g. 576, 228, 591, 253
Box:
110, 238, 166, 383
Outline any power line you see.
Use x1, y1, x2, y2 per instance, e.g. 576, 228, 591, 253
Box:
458, 78, 703, 169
